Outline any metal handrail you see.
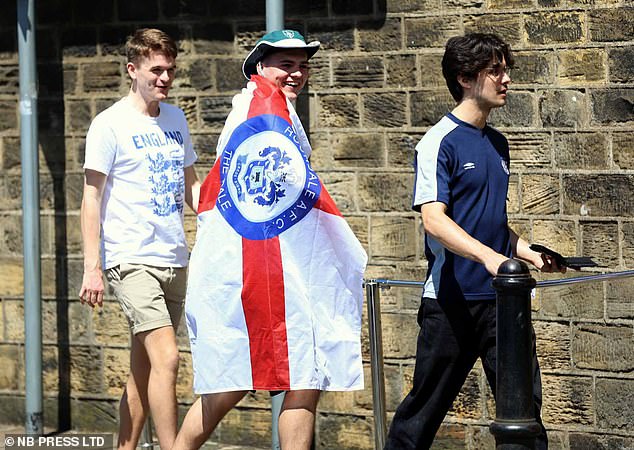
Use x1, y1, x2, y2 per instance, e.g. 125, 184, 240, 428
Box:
374, 269, 634, 290
366, 282, 386, 449
364, 268, 634, 449
535, 269, 634, 287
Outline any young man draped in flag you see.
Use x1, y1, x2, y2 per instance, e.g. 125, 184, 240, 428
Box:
172, 30, 367, 450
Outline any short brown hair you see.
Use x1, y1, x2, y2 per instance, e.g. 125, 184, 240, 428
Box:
125, 28, 178, 64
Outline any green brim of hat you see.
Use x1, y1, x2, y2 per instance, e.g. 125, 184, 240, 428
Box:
242, 34, 320, 79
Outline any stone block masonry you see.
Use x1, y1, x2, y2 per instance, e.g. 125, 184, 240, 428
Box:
1, 0, 632, 448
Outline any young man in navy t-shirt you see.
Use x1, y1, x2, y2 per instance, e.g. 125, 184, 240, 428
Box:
384, 33, 564, 449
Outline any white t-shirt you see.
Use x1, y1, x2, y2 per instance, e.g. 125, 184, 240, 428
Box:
84, 98, 197, 269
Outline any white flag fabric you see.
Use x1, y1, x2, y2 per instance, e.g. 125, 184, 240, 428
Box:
186, 76, 368, 393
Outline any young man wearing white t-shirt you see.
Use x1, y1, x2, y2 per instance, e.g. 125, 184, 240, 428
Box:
79, 28, 200, 450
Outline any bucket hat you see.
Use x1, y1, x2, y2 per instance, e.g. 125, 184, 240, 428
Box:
242, 29, 320, 79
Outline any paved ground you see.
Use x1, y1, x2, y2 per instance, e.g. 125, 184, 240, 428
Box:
0, 424, 268, 450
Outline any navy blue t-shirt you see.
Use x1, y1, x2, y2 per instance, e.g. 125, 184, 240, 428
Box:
412, 113, 512, 301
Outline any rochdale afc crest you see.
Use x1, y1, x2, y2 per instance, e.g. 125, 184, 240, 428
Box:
216, 114, 321, 240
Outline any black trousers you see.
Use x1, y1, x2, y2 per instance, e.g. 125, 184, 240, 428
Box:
384, 298, 547, 450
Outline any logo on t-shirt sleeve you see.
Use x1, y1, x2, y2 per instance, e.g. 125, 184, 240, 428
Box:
500, 157, 510, 175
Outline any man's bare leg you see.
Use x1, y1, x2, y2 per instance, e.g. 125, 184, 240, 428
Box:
138, 326, 180, 449
172, 391, 248, 450
117, 336, 150, 450
278, 390, 320, 450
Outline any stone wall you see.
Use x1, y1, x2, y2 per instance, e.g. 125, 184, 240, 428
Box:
1, 0, 633, 448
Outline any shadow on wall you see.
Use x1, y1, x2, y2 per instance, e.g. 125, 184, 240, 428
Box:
3, 0, 385, 434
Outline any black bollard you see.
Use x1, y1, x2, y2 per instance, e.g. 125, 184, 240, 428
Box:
489, 259, 541, 450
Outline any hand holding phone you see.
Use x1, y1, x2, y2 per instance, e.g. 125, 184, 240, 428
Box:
529, 244, 597, 270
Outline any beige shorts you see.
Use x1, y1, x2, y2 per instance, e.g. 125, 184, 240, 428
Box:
105, 263, 186, 335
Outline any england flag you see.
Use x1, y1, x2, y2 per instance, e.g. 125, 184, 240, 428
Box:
186, 75, 368, 393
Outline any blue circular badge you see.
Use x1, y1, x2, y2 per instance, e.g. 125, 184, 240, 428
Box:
215, 114, 321, 240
